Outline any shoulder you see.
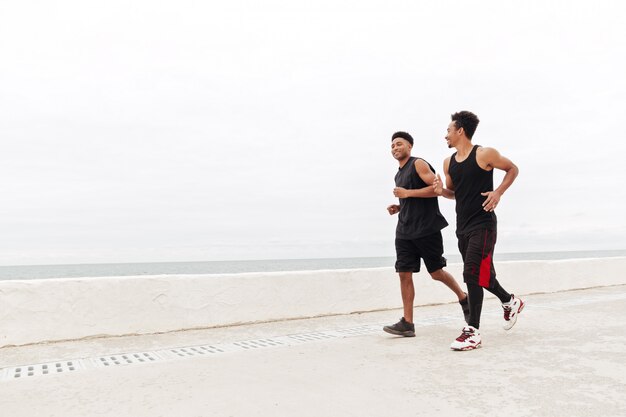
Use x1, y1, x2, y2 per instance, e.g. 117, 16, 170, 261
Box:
413, 158, 430, 169
413, 158, 434, 174
476, 146, 499, 156
476, 146, 509, 170
476, 146, 501, 161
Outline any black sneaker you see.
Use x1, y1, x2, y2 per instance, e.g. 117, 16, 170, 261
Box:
383, 317, 415, 337
459, 293, 471, 324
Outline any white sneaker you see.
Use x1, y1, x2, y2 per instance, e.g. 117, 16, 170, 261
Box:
450, 326, 482, 351
502, 295, 525, 330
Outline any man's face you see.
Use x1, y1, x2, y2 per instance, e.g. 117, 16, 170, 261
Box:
391, 138, 412, 160
445, 121, 463, 148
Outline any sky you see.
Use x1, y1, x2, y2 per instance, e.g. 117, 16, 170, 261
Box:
1, 0, 625, 265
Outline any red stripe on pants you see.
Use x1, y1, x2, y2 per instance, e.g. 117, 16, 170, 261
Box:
479, 230, 491, 287
479, 253, 492, 287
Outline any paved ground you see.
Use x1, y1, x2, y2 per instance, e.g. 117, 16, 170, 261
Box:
1, 285, 625, 417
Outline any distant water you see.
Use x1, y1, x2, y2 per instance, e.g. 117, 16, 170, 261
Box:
1, 250, 625, 281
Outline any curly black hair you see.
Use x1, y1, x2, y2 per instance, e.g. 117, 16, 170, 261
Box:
451, 111, 480, 139
391, 131, 414, 145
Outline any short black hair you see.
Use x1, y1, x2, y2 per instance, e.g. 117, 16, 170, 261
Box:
391, 131, 414, 145
451, 111, 480, 139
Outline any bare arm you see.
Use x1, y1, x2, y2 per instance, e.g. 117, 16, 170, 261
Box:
393, 159, 439, 198
476, 147, 519, 212
433, 157, 455, 199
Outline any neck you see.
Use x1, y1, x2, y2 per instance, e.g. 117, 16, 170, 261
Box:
455, 140, 474, 156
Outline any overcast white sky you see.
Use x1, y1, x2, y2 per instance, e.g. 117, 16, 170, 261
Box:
1, 0, 625, 265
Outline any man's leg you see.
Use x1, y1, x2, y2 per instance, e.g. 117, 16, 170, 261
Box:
485, 278, 511, 303
457, 229, 524, 332
420, 232, 470, 322
462, 228, 498, 327
421, 232, 466, 301
473, 228, 525, 330
450, 230, 486, 351
466, 282, 484, 329
383, 271, 416, 337
399, 272, 415, 323
429, 269, 466, 301
383, 239, 418, 337
488, 277, 525, 331
430, 268, 470, 324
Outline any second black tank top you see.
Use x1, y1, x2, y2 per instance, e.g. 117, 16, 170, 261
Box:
448, 145, 497, 235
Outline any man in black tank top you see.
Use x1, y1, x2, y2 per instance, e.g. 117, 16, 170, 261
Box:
383, 131, 469, 338
434, 111, 525, 351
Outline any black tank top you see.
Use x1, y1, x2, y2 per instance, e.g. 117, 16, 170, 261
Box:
448, 145, 497, 235
395, 157, 448, 239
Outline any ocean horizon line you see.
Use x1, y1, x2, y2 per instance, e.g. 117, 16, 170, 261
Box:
1, 249, 625, 281
3, 248, 626, 268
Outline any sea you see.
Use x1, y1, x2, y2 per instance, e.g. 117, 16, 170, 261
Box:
1, 250, 625, 281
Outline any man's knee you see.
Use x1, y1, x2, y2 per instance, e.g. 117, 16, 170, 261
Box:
429, 269, 445, 281
398, 272, 413, 282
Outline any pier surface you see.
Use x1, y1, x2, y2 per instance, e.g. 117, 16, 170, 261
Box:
1, 285, 625, 417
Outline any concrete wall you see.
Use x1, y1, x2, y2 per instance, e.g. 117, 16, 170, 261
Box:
1, 257, 625, 347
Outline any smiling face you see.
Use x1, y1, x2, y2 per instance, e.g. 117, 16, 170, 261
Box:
391, 138, 412, 161
445, 121, 463, 149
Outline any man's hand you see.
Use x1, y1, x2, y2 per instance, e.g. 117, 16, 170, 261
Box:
433, 174, 443, 196
481, 190, 502, 212
387, 204, 400, 215
393, 187, 409, 198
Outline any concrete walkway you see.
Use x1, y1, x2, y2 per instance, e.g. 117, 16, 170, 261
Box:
1, 285, 625, 417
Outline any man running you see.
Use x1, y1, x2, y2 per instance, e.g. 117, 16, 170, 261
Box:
384, 131, 469, 337
434, 111, 525, 351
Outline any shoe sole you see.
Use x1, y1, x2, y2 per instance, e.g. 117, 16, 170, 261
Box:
503, 299, 525, 331
383, 327, 415, 337
451, 342, 482, 351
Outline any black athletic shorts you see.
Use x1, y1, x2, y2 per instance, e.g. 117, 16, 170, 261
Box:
457, 228, 497, 288
395, 231, 447, 273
